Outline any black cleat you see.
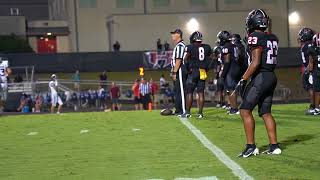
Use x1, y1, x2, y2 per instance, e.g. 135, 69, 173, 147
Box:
196, 113, 204, 119
262, 144, 282, 155
179, 113, 191, 118
238, 144, 259, 158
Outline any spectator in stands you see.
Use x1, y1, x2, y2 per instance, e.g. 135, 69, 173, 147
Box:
132, 78, 141, 110
17, 93, 30, 112
34, 95, 43, 113
113, 41, 121, 52
110, 82, 121, 111
150, 78, 159, 109
139, 78, 151, 110
157, 38, 163, 52
14, 73, 23, 83
99, 71, 108, 90
164, 41, 170, 51
72, 70, 80, 92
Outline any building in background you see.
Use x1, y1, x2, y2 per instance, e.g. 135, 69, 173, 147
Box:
1, 0, 320, 53
0, 0, 70, 53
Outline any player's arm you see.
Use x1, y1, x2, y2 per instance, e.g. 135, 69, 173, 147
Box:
220, 53, 230, 78
242, 47, 262, 80
307, 55, 314, 72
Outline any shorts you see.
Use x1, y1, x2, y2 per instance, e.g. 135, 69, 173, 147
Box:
112, 98, 119, 104
134, 96, 141, 104
313, 73, 320, 92
216, 77, 224, 91
240, 72, 277, 117
186, 69, 206, 93
302, 72, 313, 91
141, 94, 151, 104
51, 93, 63, 106
225, 74, 238, 92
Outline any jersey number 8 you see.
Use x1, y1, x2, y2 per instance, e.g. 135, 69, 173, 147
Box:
199, 47, 205, 61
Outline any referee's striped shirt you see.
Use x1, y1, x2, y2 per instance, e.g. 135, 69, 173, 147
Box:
171, 40, 186, 68
139, 82, 150, 96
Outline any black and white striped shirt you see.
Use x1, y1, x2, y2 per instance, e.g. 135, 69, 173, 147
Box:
171, 40, 186, 68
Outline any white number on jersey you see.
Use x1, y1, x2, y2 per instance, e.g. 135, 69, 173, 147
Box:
318, 55, 320, 68
0, 68, 5, 76
266, 40, 278, 64
301, 52, 306, 64
248, 37, 258, 45
199, 47, 205, 61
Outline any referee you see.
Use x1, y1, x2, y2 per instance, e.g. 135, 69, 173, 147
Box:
170, 28, 186, 116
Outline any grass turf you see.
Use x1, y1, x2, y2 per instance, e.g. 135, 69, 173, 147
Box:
0, 103, 319, 179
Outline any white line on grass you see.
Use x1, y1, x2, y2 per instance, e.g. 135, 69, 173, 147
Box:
80, 129, 89, 134
27, 132, 38, 136
175, 176, 218, 180
179, 118, 253, 180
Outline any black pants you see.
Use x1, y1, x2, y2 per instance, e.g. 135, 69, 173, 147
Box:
174, 67, 187, 114
141, 94, 151, 110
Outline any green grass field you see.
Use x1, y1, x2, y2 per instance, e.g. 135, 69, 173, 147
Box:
0, 104, 319, 180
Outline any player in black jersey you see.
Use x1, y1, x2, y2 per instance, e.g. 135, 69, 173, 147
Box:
237, 9, 281, 158
217, 31, 242, 115
232, 34, 247, 77
182, 31, 212, 119
213, 45, 225, 108
298, 27, 315, 114
307, 33, 320, 115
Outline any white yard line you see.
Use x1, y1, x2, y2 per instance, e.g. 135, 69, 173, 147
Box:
179, 117, 253, 180
27, 132, 38, 136
80, 129, 89, 134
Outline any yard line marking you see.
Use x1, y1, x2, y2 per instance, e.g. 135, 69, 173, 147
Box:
179, 118, 253, 180
80, 129, 89, 134
132, 128, 141, 132
27, 132, 38, 136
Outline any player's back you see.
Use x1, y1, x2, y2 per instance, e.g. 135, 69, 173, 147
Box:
187, 43, 212, 70
248, 31, 279, 74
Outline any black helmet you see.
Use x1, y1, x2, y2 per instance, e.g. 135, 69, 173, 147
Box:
245, 9, 269, 34
217, 31, 231, 45
298, 27, 314, 42
190, 31, 203, 43
313, 33, 320, 47
213, 46, 222, 55
231, 34, 242, 45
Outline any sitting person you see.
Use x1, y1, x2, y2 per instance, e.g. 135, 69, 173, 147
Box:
17, 93, 30, 113
34, 95, 43, 113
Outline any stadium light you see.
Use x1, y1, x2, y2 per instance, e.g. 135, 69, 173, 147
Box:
186, 18, 200, 33
289, 11, 300, 25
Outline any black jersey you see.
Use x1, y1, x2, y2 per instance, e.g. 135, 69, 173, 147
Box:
221, 42, 242, 78
247, 31, 279, 73
185, 43, 212, 70
308, 45, 320, 74
300, 42, 313, 68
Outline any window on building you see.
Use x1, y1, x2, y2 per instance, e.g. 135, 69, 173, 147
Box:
190, 0, 207, 6
79, 0, 97, 8
153, 0, 170, 8
224, 0, 242, 4
116, 0, 135, 8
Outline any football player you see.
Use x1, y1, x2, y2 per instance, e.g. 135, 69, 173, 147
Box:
298, 27, 316, 114
217, 31, 242, 115
0, 60, 11, 105
49, 74, 63, 114
213, 45, 226, 108
182, 31, 212, 118
307, 33, 320, 115
237, 9, 281, 157
232, 34, 247, 77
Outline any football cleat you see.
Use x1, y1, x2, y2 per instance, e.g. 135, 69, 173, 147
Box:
262, 144, 282, 155
238, 144, 259, 158
228, 108, 240, 115
196, 114, 204, 119
313, 108, 320, 115
179, 113, 191, 118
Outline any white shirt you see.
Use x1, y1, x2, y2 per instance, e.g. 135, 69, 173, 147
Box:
0, 61, 9, 82
49, 80, 58, 94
